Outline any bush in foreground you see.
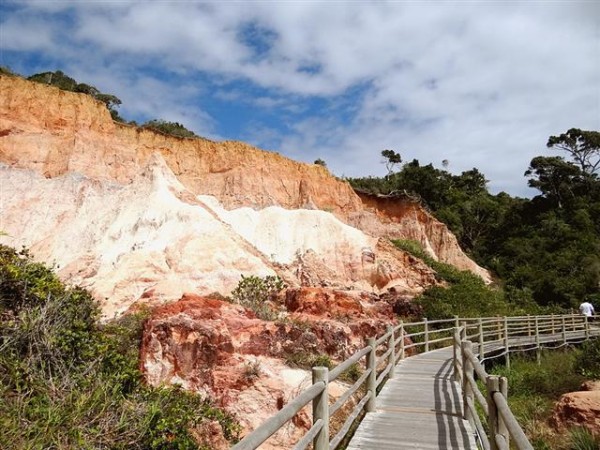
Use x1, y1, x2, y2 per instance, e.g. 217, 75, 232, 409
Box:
0, 245, 240, 449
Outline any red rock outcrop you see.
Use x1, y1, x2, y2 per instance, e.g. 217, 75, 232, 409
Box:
140, 290, 396, 447
551, 389, 600, 435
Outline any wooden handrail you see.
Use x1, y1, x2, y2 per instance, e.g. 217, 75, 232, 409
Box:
232, 313, 599, 449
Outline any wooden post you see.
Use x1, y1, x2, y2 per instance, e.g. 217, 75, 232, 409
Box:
462, 341, 474, 425
366, 337, 377, 412
499, 376, 509, 449
487, 376, 500, 450
312, 366, 329, 450
453, 327, 461, 383
387, 325, 395, 378
551, 314, 556, 334
460, 321, 467, 341
527, 314, 532, 337
585, 315, 590, 340
399, 321, 405, 360
424, 318, 429, 352
497, 315, 502, 340
562, 316, 567, 345
571, 310, 576, 330
478, 317, 484, 360
504, 316, 510, 369
535, 316, 541, 365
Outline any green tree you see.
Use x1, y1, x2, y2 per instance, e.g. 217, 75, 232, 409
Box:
524, 156, 584, 208
381, 149, 402, 175
547, 128, 600, 175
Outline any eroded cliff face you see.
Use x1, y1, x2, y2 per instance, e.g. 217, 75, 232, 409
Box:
0, 74, 490, 282
0, 74, 490, 445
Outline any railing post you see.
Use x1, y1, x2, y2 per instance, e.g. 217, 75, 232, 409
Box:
312, 366, 329, 450
424, 318, 429, 352
585, 315, 590, 340
499, 376, 509, 448
366, 337, 377, 412
478, 318, 484, 359
453, 327, 461, 383
527, 314, 532, 336
551, 314, 556, 334
535, 316, 541, 365
454, 315, 459, 330
486, 376, 500, 450
571, 311, 576, 330
497, 315, 502, 340
460, 321, 467, 341
504, 316, 510, 369
387, 325, 395, 378
561, 316, 567, 345
399, 321, 405, 361
462, 341, 474, 426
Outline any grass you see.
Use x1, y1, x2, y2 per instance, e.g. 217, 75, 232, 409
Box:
487, 348, 597, 450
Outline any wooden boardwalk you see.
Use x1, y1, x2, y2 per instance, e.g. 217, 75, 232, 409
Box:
346, 347, 477, 450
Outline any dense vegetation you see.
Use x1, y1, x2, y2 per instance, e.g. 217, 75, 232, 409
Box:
393, 239, 543, 320
0, 245, 240, 449
489, 347, 600, 449
350, 129, 600, 311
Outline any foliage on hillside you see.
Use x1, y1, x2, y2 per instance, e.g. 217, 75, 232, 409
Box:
351, 130, 600, 310
141, 119, 198, 138
0, 245, 240, 449
393, 239, 540, 319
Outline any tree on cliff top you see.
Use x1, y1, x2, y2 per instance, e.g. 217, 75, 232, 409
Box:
27, 70, 123, 121
547, 128, 600, 176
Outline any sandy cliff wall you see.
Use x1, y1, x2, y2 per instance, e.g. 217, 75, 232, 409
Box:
0, 75, 489, 281
0, 75, 360, 214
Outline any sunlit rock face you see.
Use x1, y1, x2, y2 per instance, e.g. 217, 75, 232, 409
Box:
0, 74, 491, 446
551, 388, 600, 436
139, 292, 401, 447
0, 74, 490, 288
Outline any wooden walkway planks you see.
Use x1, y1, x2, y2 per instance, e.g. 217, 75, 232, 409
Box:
346, 347, 477, 450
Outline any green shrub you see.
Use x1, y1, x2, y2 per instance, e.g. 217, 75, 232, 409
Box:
231, 274, 285, 321
285, 352, 333, 370
142, 119, 198, 138
0, 245, 240, 448
575, 338, 600, 379
392, 239, 536, 319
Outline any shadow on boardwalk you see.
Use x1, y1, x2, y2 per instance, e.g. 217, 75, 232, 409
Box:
346, 347, 476, 449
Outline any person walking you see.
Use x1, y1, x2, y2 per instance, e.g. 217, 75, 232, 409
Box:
579, 300, 595, 321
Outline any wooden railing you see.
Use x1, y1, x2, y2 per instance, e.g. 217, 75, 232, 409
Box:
453, 314, 599, 450
232, 314, 598, 450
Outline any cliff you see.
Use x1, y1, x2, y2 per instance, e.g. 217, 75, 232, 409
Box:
0, 74, 490, 444
0, 74, 489, 284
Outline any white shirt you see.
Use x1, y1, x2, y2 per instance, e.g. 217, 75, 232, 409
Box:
579, 302, 595, 317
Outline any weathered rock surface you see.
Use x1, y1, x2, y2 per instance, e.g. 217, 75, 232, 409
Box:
140, 292, 392, 446
551, 389, 600, 435
0, 74, 489, 282
0, 154, 439, 317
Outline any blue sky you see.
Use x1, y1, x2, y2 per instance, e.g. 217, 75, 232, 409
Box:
1, 1, 599, 196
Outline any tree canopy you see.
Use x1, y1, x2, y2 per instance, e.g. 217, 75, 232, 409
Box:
348, 129, 600, 310
547, 128, 600, 175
